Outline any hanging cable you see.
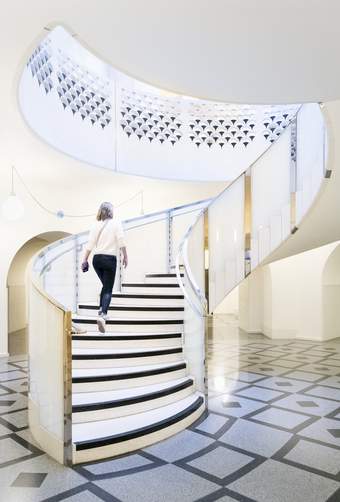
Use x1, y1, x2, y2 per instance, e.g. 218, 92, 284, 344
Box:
11, 166, 144, 218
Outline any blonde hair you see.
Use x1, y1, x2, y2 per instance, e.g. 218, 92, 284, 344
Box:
96, 202, 114, 221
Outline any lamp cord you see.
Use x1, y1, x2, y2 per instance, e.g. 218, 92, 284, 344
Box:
11, 166, 144, 218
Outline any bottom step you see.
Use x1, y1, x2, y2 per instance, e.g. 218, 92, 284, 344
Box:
72, 393, 205, 463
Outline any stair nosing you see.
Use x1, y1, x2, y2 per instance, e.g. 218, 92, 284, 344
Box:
72, 333, 182, 341
78, 305, 184, 312
74, 395, 203, 450
122, 283, 180, 288
72, 347, 183, 360
72, 378, 194, 413
72, 361, 187, 383
145, 274, 184, 278
72, 319, 184, 325
111, 294, 184, 299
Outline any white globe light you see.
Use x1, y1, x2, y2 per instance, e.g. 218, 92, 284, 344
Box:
1, 194, 25, 221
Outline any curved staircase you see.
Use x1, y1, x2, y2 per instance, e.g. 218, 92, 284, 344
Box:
71, 272, 204, 463
28, 102, 329, 466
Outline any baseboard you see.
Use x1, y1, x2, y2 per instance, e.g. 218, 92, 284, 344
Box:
0, 352, 9, 358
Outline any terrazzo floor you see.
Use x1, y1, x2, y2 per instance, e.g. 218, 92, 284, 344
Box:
1, 316, 340, 501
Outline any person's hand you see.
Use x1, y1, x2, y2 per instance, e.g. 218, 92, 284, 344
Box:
122, 255, 128, 268
81, 261, 89, 273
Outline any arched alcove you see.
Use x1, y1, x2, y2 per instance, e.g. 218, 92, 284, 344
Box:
322, 243, 340, 340
7, 231, 69, 355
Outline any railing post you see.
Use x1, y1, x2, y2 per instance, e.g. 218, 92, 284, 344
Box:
244, 170, 252, 277
74, 237, 79, 314
63, 310, 73, 466
166, 211, 173, 273
203, 209, 209, 313
290, 116, 298, 233
118, 250, 122, 292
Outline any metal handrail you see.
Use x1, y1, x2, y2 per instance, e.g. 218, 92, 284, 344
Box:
34, 198, 211, 274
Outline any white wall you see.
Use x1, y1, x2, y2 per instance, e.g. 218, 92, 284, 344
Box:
8, 237, 46, 334
0, 35, 224, 355
7, 234, 68, 338
239, 241, 340, 341
239, 270, 263, 333
214, 286, 239, 316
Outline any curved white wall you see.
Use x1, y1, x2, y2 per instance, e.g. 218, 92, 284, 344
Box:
240, 241, 340, 341
18, 26, 299, 182
0, 35, 224, 357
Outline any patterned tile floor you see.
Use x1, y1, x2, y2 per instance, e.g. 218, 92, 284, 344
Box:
2, 316, 340, 501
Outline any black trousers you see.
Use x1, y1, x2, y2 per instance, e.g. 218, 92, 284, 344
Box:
92, 254, 117, 315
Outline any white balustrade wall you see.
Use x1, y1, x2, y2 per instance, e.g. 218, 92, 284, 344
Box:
296, 103, 326, 224
28, 275, 70, 465
19, 25, 299, 182
251, 128, 291, 268
209, 176, 245, 309
177, 103, 327, 352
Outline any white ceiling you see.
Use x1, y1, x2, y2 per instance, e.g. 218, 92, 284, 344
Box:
4, 0, 340, 105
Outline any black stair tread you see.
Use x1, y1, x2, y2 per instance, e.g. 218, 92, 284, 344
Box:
72, 346, 183, 360
72, 332, 182, 341
122, 283, 180, 288
72, 317, 183, 325
73, 394, 204, 450
78, 304, 184, 312
72, 377, 194, 412
145, 273, 184, 278
72, 361, 187, 383
111, 293, 184, 299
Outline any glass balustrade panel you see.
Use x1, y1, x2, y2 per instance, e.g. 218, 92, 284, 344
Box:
296, 103, 325, 224
251, 128, 291, 268
208, 175, 245, 312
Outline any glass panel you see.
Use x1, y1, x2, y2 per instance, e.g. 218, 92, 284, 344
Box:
172, 209, 203, 268
122, 219, 168, 282
177, 216, 205, 392
296, 103, 325, 224
41, 237, 77, 311
208, 175, 245, 312
251, 128, 291, 267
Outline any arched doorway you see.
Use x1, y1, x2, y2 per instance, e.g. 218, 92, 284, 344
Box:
322, 243, 340, 340
7, 231, 69, 355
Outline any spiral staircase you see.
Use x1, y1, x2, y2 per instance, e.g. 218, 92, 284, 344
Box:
27, 99, 331, 465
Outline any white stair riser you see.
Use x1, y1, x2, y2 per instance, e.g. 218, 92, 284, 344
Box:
78, 308, 184, 320
109, 296, 184, 307
72, 402, 205, 464
72, 385, 195, 424
72, 322, 183, 334
122, 286, 182, 295
144, 277, 182, 284
72, 337, 182, 350
72, 367, 187, 393
72, 352, 184, 369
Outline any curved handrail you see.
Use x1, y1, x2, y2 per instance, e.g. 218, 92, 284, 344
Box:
176, 103, 327, 318
175, 209, 207, 318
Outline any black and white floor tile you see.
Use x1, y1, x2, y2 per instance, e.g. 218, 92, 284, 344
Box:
2, 318, 340, 501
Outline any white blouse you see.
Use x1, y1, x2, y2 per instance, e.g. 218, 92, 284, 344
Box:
86, 218, 126, 257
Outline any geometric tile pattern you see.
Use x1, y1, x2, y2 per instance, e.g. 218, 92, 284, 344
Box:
2, 318, 340, 501
120, 89, 182, 146
263, 111, 292, 144
25, 38, 299, 150
55, 51, 112, 130
26, 40, 112, 131
27, 40, 53, 94
120, 90, 298, 150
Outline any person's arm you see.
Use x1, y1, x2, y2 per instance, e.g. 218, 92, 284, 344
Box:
117, 221, 128, 268
121, 246, 128, 268
82, 224, 97, 266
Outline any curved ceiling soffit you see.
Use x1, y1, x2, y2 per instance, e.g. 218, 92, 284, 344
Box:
18, 26, 299, 182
